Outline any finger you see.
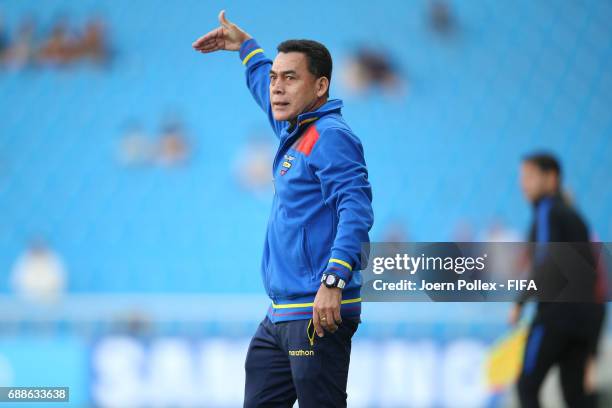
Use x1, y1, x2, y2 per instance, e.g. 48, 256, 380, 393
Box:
218, 9, 232, 29
324, 310, 338, 332
196, 40, 222, 53
313, 311, 324, 337
332, 307, 342, 325
192, 32, 212, 48
192, 28, 223, 50
319, 314, 328, 331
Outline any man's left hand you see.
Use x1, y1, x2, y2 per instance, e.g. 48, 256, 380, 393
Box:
313, 285, 342, 337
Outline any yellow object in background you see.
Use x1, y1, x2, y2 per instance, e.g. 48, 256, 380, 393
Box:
486, 325, 528, 391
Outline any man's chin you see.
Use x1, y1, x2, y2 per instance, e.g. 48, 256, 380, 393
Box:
272, 110, 296, 122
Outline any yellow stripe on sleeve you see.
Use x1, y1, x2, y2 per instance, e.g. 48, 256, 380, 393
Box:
329, 258, 353, 271
242, 48, 264, 65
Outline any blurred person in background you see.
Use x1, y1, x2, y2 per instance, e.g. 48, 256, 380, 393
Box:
77, 17, 109, 65
193, 10, 373, 408
483, 219, 521, 243
10, 238, 67, 305
117, 120, 154, 166
509, 152, 601, 408
2, 14, 111, 69
381, 218, 410, 243
483, 220, 523, 283
157, 115, 190, 167
37, 17, 76, 66
427, 0, 458, 38
452, 218, 476, 242
233, 132, 275, 198
380, 219, 410, 260
0, 13, 7, 58
117, 117, 191, 168
1, 16, 36, 70
342, 46, 404, 96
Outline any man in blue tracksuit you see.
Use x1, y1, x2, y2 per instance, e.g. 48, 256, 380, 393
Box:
193, 10, 374, 407
509, 153, 600, 408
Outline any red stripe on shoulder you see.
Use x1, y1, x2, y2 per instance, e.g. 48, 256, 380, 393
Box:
295, 125, 320, 156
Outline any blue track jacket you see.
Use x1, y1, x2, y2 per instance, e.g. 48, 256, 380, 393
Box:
239, 39, 374, 322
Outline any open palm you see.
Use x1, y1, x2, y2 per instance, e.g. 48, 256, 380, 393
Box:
192, 10, 251, 53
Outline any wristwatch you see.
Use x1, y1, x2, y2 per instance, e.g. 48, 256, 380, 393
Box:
321, 273, 346, 289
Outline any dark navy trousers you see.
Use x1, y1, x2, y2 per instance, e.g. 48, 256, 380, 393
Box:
517, 305, 601, 408
244, 316, 359, 408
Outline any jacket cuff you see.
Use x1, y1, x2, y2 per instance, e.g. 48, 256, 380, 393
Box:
239, 38, 265, 66
325, 253, 354, 284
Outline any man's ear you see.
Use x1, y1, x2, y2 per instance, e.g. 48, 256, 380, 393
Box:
541, 172, 555, 195
316, 77, 329, 97
548, 173, 561, 193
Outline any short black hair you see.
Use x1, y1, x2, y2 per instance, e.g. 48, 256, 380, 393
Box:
523, 152, 562, 179
277, 39, 332, 97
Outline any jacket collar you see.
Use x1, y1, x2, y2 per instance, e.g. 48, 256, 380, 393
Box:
287, 99, 343, 133
533, 192, 561, 209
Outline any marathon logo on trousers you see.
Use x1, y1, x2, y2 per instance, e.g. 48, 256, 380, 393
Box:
288, 349, 314, 357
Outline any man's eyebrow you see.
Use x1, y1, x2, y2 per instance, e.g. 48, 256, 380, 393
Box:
269, 70, 298, 75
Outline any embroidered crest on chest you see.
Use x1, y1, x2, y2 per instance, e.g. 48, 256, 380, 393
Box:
279, 125, 320, 176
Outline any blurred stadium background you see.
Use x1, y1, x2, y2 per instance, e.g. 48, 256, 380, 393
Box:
0, 0, 610, 407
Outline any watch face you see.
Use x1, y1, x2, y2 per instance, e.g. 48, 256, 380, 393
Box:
325, 275, 336, 285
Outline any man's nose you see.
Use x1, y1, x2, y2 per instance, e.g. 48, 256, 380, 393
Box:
271, 81, 284, 94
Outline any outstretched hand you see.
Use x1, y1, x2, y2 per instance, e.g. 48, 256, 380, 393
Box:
192, 10, 252, 53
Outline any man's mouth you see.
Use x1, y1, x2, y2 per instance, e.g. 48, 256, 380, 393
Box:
272, 102, 290, 108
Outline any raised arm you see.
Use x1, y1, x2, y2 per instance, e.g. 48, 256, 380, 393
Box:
192, 10, 285, 137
